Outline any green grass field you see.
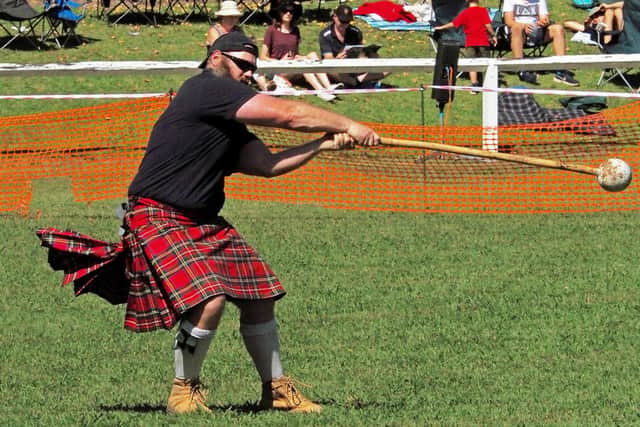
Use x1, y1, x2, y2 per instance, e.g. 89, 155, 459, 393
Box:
2, 178, 640, 425
2, 0, 640, 424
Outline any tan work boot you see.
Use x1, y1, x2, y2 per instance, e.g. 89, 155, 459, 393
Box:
259, 376, 322, 413
166, 378, 212, 415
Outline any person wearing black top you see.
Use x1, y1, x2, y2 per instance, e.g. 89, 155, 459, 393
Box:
40, 32, 380, 416
318, 4, 389, 88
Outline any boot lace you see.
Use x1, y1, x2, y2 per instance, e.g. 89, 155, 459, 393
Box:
189, 380, 208, 404
275, 376, 312, 406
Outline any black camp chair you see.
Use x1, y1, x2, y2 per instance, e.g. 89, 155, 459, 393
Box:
237, 0, 270, 24
598, 0, 640, 92
163, 0, 210, 23
0, 0, 46, 49
100, 0, 157, 25
429, 0, 465, 52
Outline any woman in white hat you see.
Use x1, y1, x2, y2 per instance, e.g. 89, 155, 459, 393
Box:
206, 1, 244, 47
205, 1, 276, 91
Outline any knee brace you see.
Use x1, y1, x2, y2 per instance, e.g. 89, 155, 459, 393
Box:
173, 328, 198, 354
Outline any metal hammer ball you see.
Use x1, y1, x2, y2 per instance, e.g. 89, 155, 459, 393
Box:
597, 158, 632, 192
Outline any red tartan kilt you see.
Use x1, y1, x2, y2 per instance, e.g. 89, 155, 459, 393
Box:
123, 197, 285, 332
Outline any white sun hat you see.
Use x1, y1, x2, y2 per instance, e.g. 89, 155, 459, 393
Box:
215, 1, 243, 17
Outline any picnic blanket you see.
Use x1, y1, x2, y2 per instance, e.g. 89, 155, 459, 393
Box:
355, 14, 433, 31
354, 1, 417, 22
354, 0, 433, 31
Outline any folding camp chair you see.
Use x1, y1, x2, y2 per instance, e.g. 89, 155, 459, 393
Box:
597, 0, 640, 92
163, 0, 210, 23
428, 0, 466, 52
42, 0, 87, 47
101, 0, 156, 25
238, 0, 270, 24
0, 0, 46, 49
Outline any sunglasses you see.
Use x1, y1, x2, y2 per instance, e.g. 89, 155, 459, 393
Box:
282, 8, 295, 14
221, 52, 257, 73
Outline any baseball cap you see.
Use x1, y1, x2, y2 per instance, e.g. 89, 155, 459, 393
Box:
199, 32, 259, 69
333, 4, 353, 22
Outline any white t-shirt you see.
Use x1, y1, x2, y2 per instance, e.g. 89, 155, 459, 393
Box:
502, 0, 549, 24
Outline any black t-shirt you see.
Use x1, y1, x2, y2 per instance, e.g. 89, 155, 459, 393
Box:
318, 24, 364, 57
128, 71, 258, 214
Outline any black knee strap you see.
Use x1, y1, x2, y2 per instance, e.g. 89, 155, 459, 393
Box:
173, 328, 198, 354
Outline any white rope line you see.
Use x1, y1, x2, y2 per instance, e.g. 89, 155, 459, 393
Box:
265, 85, 640, 98
0, 93, 168, 100
1, 85, 639, 100
429, 85, 640, 99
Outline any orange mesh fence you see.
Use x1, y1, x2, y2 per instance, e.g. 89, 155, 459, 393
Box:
1, 96, 639, 215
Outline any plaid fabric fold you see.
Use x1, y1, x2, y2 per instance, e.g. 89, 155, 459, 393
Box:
36, 228, 129, 305
36, 197, 285, 332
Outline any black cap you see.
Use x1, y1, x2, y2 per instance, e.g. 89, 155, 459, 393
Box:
279, 1, 302, 19
199, 32, 259, 69
334, 4, 353, 22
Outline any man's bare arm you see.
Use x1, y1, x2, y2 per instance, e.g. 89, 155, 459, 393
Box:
235, 133, 354, 177
235, 94, 379, 146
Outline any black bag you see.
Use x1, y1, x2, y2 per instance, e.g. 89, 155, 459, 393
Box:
559, 96, 608, 114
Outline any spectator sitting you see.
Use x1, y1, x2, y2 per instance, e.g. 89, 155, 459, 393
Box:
206, 1, 243, 47
206, 1, 275, 91
268, 0, 303, 24
564, 1, 624, 45
262, 1, 341, 102
318, 4, 390, 88
503, 0, 580, 86
434, 0, 497, 94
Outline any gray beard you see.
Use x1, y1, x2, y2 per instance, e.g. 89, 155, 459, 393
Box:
209, 62, 231, 79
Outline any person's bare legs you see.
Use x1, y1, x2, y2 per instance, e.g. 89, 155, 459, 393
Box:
316, 72, 334, 88
509, 22, 527, 58
602, 8, 623, 44
185, 294, 226, 329
547, 23, 566, 55
563, 20, 585, 33
235, 298, 275, 324
613, 8, 624, 32
303, 73, 328, 91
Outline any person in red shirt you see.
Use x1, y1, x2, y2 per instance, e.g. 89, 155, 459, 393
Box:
434, 0, 496, 93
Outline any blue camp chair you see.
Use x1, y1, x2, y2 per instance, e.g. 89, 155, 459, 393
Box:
42, 0, 87, 47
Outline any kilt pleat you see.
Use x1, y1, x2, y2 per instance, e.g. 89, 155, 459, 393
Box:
37, 197, 285, 333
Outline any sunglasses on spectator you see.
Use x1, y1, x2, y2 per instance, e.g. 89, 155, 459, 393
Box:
282, 8, 295, 14
221, 52, 257, 73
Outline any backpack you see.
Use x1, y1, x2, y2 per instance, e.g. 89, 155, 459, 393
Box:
559, 96, 608, 114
